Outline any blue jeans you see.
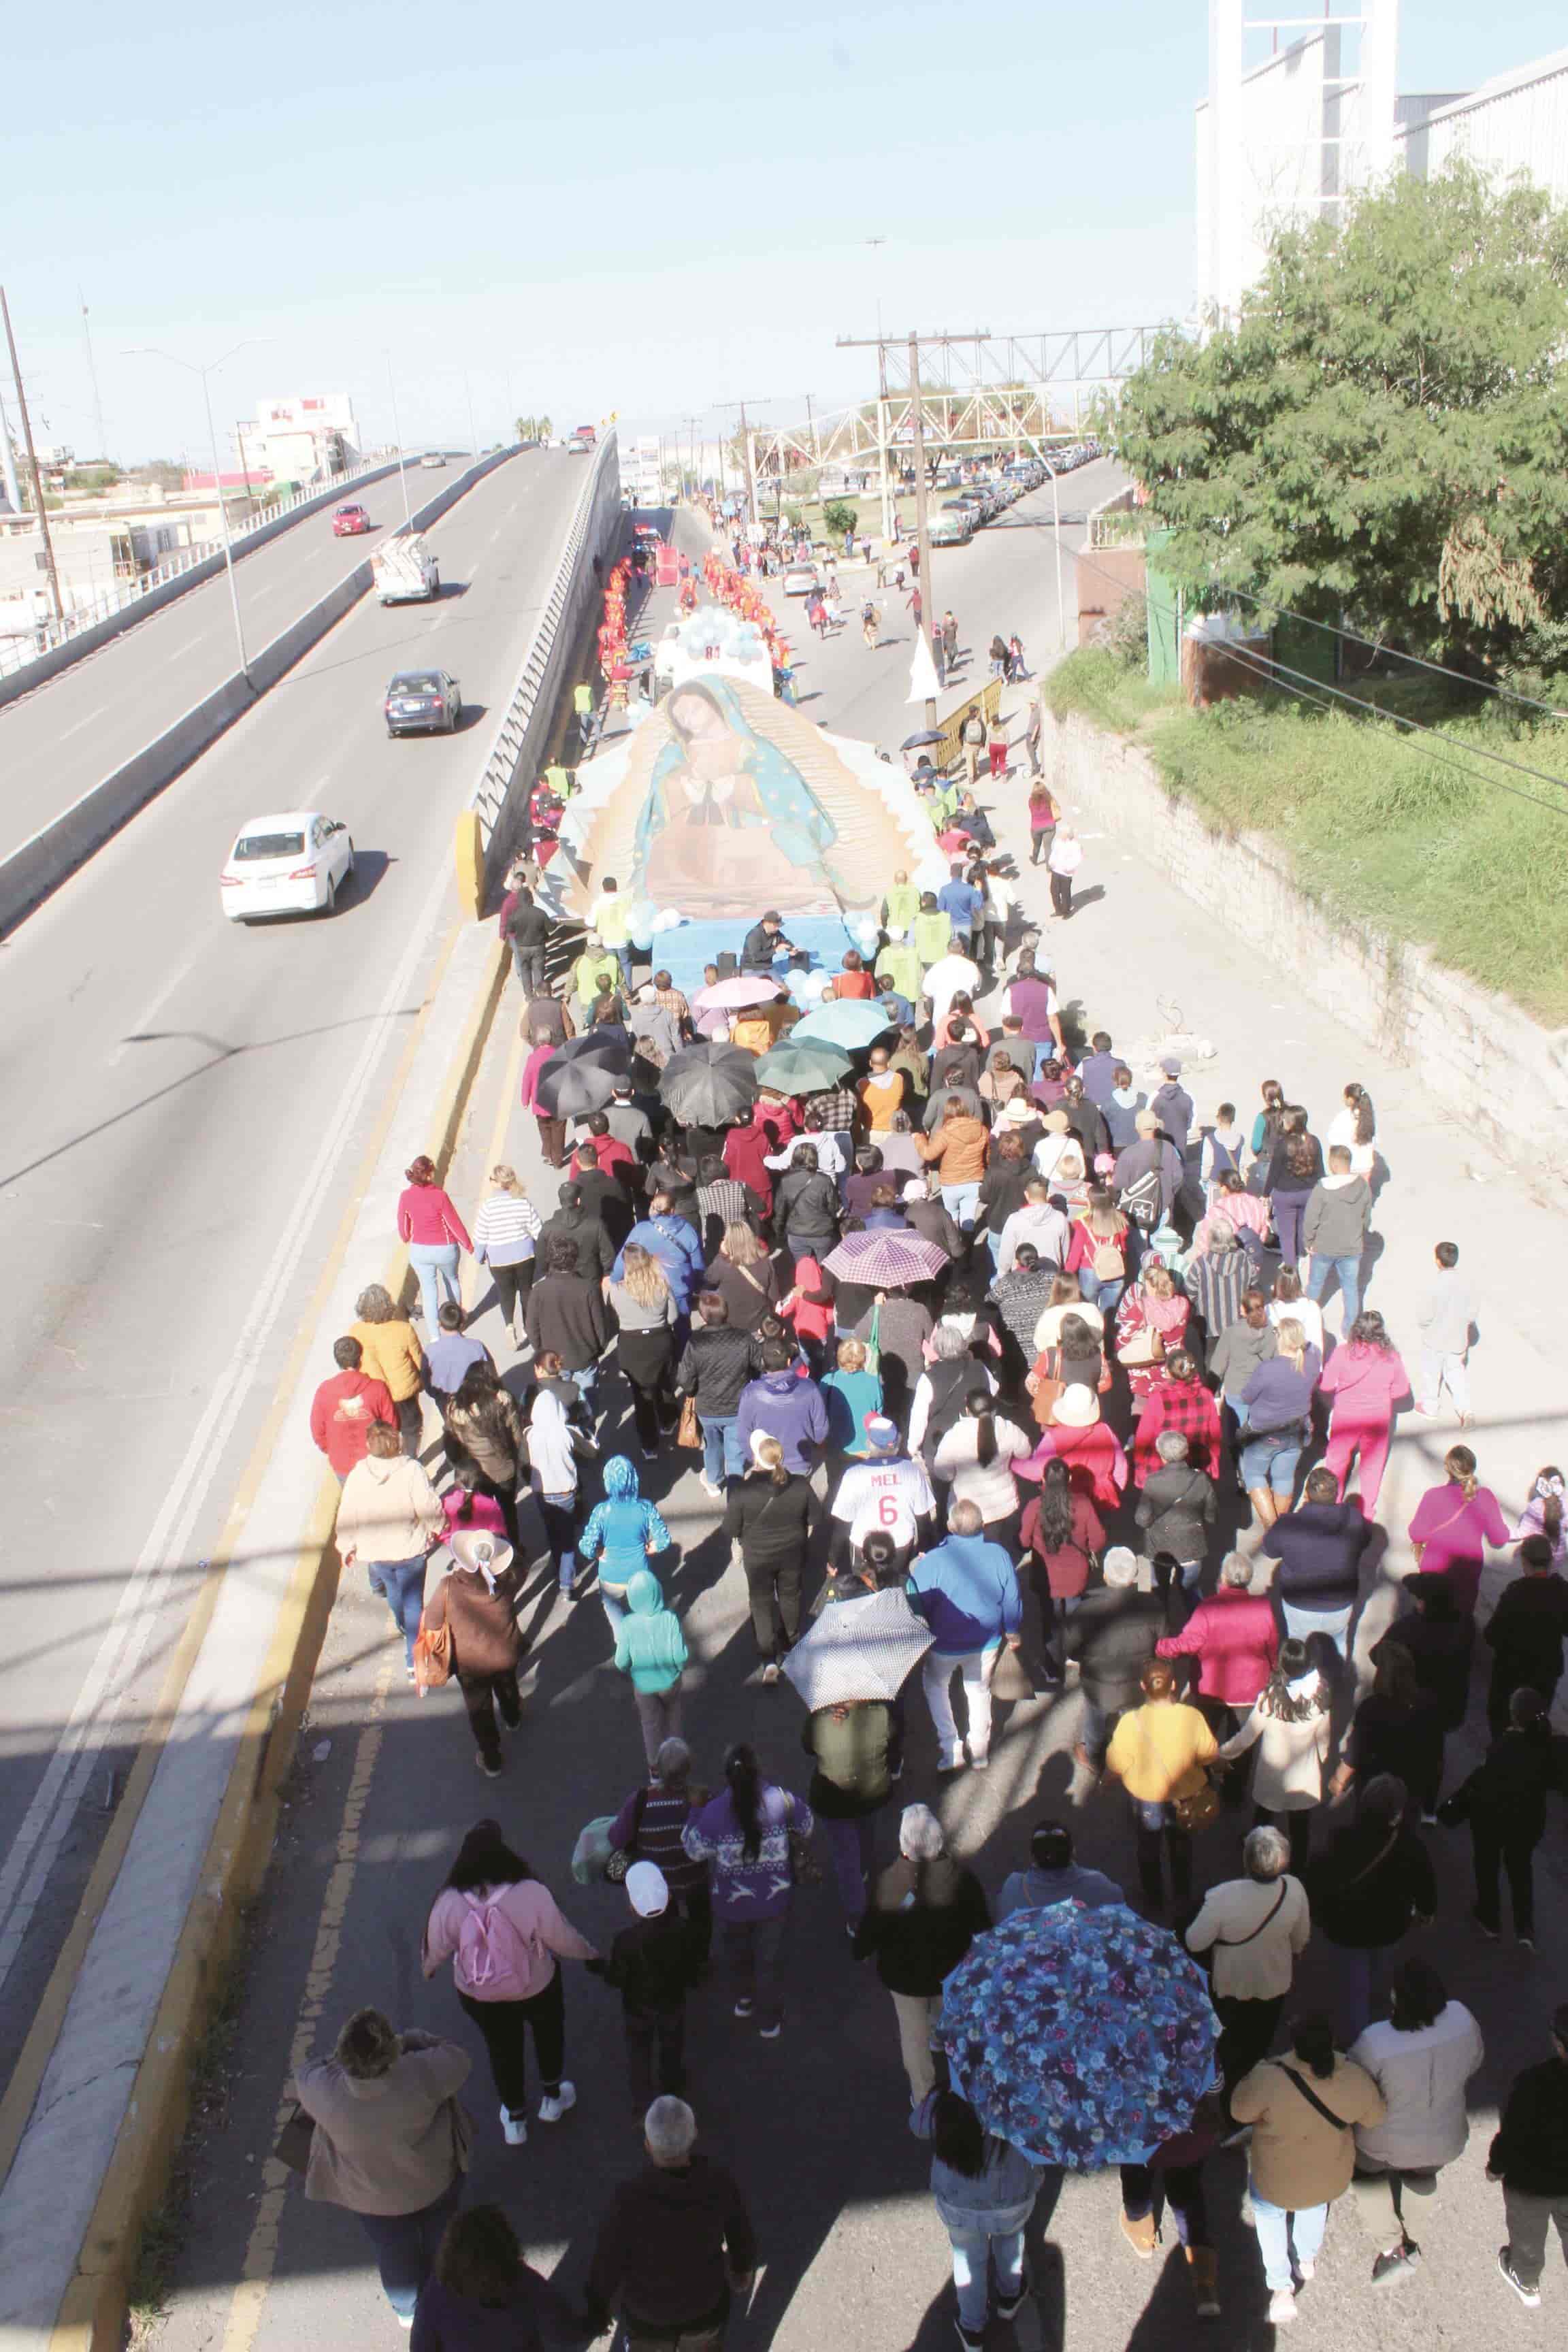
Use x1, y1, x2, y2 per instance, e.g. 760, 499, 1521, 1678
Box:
1307, 1252, 1362, 1328
823, 1812, 878, 1923
1077, 1269, 1125, 1318
1249, 2186, 1326, 2294
945, 2217, 1029, 2332
1281, 1601, 1352, 1659
537, 1490, 578, 1591
367, 1554, 427, 1665
615, 943, 636, 992
941, 1180, 981, 1232
357, 2180, 461, 2317
700, 1412, 742, 1486
1239, 1430, 1303, 1497
408, 1241, 460, 1331
1330, 1942, 1390, 2046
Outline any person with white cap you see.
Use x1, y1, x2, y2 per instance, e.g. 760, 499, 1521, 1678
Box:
830, 1415, 937, 1582
588, 1861, 698, 2114
416, 1532, 524, 1778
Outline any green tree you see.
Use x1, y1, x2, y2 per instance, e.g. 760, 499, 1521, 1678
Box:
822, 497, 858, 538
1115, 164, 1568, 670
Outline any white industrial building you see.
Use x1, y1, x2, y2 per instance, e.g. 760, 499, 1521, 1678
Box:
234, 393, 361, 486
1197, 5, 1568, 323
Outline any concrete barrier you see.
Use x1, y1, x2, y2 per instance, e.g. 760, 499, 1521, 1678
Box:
0, 450, 517, 941
0, 453, 420, 713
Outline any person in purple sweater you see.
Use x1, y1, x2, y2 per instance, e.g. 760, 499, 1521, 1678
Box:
412, 2204, 577, 2351
682, 1744, 814, 2036
1237, 1319, 1322, 1533
735, 1341, 828, 1474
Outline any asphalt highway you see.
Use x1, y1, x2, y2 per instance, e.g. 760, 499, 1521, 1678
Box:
0, 446, 587, 2085
0, 460, 455, 870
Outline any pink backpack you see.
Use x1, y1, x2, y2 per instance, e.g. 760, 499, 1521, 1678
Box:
457, 1889, 541, 1999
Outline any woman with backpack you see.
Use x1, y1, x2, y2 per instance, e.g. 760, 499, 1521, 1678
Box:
422, 1820, 600, 2146
1230, 2011, 1386, 2328
1065, 1186, 1131, 1319
682, 1743, 814, 2038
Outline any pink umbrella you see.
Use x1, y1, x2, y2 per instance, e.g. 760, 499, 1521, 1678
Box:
693, 975, 787, 1012
824, 1230, 950, 1287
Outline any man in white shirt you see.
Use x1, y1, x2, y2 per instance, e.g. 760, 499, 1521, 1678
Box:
922, 950, 981, 1030
830, 1417, 936, 1577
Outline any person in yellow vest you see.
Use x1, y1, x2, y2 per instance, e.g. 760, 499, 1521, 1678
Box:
912, 897, 952, 970
589, 876, 635, 992
573, 680, 595, 751
571, 937, 621, 1024
876, 928, 922, 1004
881, 871, 920, 933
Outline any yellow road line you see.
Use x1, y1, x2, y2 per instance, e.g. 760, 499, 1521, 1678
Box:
220, 1649, 397, 2352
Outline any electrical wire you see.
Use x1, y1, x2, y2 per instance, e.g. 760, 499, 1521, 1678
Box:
1216, 578, 1568, 723
1067, 540, 1568, 818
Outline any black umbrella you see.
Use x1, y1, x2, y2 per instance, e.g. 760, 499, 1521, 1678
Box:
658, 1042, 758, 1129
901, 728, 944, 750
534, 1033, 628, 1118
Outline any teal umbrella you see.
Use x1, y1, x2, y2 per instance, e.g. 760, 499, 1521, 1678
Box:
754, 1040, 854, 1094
793, 1001, 898, 1050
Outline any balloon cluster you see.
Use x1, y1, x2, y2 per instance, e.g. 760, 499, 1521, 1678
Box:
689, 546, 790, 673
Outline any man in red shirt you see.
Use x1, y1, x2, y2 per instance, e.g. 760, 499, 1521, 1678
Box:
309, 1337, 394, 1482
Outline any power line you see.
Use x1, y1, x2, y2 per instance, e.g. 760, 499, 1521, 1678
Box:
1216, 576, 1568, 723
1067, 540, 1568, 824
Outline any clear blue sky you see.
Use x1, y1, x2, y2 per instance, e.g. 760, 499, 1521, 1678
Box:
3, 1, 1564, 464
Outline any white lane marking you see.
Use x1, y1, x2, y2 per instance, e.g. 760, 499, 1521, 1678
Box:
105, 940, 209, 1066
0, 849, 456, 1999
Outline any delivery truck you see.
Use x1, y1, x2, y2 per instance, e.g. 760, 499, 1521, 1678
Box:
371, 534, 440, 603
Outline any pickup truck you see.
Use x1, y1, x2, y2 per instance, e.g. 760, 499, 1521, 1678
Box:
371, 534, 440, 603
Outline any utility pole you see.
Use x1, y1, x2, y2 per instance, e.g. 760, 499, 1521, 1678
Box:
386, 354, 412, 525
235, 419, 256, 515
79, 288, 110, 464
907, 332, 938, 725
128, 341, 256, 678
2, 286, 64, 623
683, 415, 704, 504
0, 379, 24, 518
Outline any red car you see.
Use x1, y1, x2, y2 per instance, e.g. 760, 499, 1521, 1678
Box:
332, 503, 372, 537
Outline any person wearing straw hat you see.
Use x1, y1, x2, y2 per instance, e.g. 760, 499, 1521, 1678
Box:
419, 1531, 523, 1779
1019, 1383, 1129, 1512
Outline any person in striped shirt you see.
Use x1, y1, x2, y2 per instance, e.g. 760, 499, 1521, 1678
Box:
472, 1166, 542, 1348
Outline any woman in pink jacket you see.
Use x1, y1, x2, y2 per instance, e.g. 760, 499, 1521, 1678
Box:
423, 1820, 599, 2146
1407, 1443, 1511, 1614
398, 1155, 473, 1332
1316, 1311, 1409, 1518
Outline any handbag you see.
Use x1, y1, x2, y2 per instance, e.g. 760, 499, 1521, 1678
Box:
1117, 1319, 1166, 1369
990, 1644, 1034, 1705
862, 1301, 881, 1379
1171, 1778, 1221, 1834
274, 2102, 316, 2175
676, 1392, 702, 1451
606, 1787, 649, 1882
1030, 1348, 1065, 1431
412, 1614, 452, 1695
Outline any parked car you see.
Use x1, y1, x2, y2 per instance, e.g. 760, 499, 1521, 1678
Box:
783, 562, 821, 595
220, 811, 355, 922
928, 512, 973, 547
384, 668, 461, 735
331, 503, 372, 537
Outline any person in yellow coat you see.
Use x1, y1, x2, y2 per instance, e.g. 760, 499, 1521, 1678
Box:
1105, 1661, 1218, 1914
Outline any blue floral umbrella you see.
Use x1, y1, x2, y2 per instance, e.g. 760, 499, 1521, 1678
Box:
935, 1902, 1218, 2167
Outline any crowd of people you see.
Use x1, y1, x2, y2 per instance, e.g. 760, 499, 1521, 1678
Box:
298, 619, 1568, 2349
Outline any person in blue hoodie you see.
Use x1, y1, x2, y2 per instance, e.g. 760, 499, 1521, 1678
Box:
614, 1569, 689, 1769
580, 1456, 672, 1631
995, 1819, 1124, 1920
907, 1501, 1023, 1772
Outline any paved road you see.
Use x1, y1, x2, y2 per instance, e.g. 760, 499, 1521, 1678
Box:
0, 460, 455, 869
0, 448, 587, 2093
150, 504, 1567, 2352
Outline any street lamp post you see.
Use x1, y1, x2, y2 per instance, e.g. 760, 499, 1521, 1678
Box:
386, 355, 412, 525
128, 341, 255, 679
1047, 454, 1066, 649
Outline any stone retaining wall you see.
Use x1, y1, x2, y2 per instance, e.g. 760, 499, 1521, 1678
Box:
1041, 706, 1568, 1187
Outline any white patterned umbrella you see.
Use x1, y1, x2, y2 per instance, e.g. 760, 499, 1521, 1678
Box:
783, 1587, 934, 1709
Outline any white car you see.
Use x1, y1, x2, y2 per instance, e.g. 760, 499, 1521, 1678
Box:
220, 811, 355, 922
782, 563, 820, 596
420, 452, 446, 470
